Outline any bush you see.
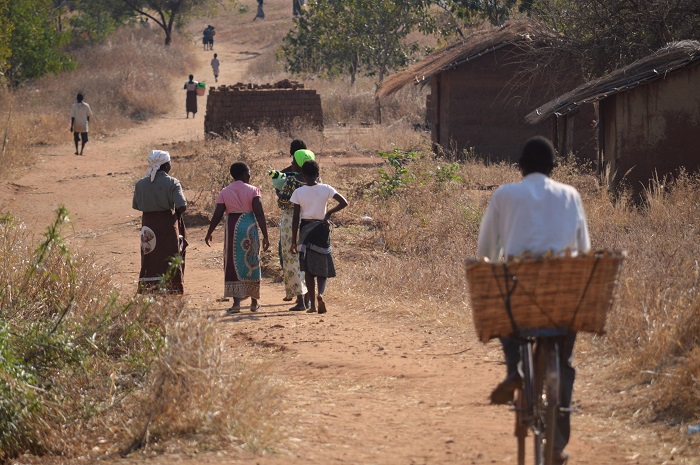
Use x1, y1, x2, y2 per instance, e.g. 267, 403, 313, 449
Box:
0, 208, 280, 461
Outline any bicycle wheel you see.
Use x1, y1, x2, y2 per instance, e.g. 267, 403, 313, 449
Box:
537, 339, 561, 465
532, 341, 546, 465
516, 341, 534, 465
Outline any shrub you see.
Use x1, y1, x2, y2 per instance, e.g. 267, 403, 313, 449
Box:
0, 208, 280, 461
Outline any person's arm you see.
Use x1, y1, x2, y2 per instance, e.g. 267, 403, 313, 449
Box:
324, 192, 348, 223
576, 195, 591, 253
70, 117, 74, 132
252, 197, 270, 252
290, 204, 301, 254
204, 204, 226, 247
172, 181, 187, 218
476, 194, 501, 261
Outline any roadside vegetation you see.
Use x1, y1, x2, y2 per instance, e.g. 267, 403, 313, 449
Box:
1, 0, 698, 462
0, 208, 281, 462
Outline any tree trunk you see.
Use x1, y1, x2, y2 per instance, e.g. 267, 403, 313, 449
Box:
164, 29, 172, 46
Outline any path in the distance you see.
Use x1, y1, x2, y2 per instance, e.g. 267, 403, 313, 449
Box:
0, 13, 646, 465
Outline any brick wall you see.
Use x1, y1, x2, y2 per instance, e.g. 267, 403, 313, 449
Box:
204, 80, 324, 137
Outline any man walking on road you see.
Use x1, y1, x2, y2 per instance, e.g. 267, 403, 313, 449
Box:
70, 93, 92, 156
477, 136, 590, 465
211, 53, 220, 83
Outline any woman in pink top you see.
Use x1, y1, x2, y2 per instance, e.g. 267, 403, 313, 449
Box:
205, 162, 270, 314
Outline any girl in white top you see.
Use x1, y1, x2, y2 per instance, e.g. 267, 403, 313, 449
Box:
290, 160, 348, 314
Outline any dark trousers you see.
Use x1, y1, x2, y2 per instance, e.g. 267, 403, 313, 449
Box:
293, 0, 302, 15
501, 333, 576, 451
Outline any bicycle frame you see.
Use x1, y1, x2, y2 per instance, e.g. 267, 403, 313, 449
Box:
513, 330, 563, 465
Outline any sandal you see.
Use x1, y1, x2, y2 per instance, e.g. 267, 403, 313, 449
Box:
250, 302, 261, 312
288, 303, 307, 311
224, 306, 241, 316
317, 295, 327, 314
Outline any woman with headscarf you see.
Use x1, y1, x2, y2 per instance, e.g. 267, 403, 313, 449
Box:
132, 150, 188, 293
184, 74, 198, 118
267, 144, 314, 310
205, 162, 270, 314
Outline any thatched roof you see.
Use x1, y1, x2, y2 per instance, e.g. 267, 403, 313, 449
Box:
527, 40, 700, 124
375, 20, 549, 98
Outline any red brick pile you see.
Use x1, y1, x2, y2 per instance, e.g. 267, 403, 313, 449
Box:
204, 80, 324, 136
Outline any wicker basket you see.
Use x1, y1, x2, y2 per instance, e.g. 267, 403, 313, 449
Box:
465, 250, 626, 343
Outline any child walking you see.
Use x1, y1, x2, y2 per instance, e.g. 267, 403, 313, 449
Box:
290, 160, 348, 314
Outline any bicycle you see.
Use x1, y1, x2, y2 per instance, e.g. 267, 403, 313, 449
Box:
512, 328, 565, 465
465, 250, 626, 465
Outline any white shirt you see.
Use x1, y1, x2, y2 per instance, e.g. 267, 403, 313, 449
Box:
477, 173, 591, 262
71, 102, 93, 133
290, 183, 338, 220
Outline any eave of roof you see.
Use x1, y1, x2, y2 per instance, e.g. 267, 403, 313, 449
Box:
526, 40, 700, 124
376, 20, 549, 98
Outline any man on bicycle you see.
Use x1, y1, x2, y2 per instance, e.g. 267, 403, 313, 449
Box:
476, 136, 590, 465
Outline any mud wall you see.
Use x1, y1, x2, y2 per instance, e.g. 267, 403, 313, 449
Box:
601, 63, 700, 195
204, 81, 323, 136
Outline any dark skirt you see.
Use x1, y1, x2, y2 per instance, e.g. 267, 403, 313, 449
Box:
139, 211, 187, 293
298, 219, 336, 278
186, 90, 197, 113
224, 212, 261, 299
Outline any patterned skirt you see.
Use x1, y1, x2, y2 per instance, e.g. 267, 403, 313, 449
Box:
138, 211, 186, 294
298, 219, 336, 278
280, 209, 307, 298
224, 212, 261, 299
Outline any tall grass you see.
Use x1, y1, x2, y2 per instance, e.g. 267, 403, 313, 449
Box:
328, 152, 700, 424
0, 209, 280, 461
0, 25, 195, 178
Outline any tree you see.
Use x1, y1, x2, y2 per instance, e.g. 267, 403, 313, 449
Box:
282, 0, 434, 86
526, 0, 700, 77
444, 0, 526, 26
8, 0, 75, 84
68, 0, 133, 43
117, 0, 233, 46
0, 0, 13, 79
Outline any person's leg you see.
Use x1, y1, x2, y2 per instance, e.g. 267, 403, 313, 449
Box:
227, 296, 241, 314
73, 132, 79, 154
555, 333, 576, 456
250, 297, 260, 312
501, 337, 520, 375
317, 276, 327, 295
80, 133, 88, 155
305, 272, 316, 312
490, 337, 522, 404
316, 277, 327, 313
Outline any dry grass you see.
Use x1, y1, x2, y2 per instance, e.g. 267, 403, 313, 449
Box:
0, 25, 195, 178
0, 210, 281, 462
321, 149, 699, 431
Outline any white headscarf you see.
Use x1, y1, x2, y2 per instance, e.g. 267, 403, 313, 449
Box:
146, 150, 171, 182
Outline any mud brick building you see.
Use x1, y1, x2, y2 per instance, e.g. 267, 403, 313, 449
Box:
529, 40, 700, 195
205, 80, 323, 136
376, 21, 596, 163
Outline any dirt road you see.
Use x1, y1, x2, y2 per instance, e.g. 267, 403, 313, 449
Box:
1, 6, 666, 464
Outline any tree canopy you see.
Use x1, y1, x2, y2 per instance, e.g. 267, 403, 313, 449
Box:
0, 0, 12, 78
7, 0, 75, 84
117, 0, 233, 46
282, 0, 434, 86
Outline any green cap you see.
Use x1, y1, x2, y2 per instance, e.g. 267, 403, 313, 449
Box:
293, 149, 316, 167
